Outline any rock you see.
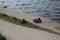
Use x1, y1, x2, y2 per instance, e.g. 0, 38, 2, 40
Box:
33, 18, 42, 23
3, 6, 7, 8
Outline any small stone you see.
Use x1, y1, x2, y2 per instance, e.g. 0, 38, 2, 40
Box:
3, 6, 7, 8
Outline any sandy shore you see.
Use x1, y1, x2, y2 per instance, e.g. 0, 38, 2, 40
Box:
0, 19, 60, 40
0, 5, 60, 40
0, 5, 60, 33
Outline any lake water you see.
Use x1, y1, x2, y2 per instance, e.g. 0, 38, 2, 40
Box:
0, 0, 60, 23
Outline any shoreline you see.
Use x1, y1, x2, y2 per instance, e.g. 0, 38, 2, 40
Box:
0, 5, 60, 33
0, 5, 60, 40
0, 13, 60, 35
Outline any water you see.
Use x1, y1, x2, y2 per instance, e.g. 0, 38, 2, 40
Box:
0, 0, 60, 23
0, 0, 50, 16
